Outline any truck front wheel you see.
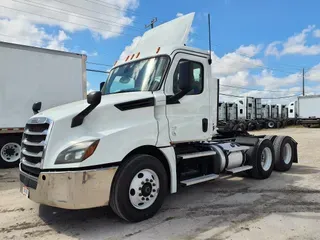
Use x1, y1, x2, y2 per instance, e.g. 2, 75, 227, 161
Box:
110, 154, 168, 222
0, 134, 22, 168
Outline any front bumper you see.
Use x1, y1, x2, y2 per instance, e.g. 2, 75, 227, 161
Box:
19, 164, 118, 209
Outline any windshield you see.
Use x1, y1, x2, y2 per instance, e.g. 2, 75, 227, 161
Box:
101, 56, 170, 95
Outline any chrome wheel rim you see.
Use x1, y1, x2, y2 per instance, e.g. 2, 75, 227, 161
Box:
283, 143, 292, 164
129, 169, 160, 210
261, 147, 272, 171
1, 143, 21, 162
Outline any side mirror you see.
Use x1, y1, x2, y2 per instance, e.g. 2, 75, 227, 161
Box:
178, 61, 193, 91
100, 82, 105, 91
87, 91, 101, 106
32, 102, 42, 114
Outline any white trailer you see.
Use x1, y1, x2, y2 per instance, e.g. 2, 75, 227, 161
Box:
18, 13, 298, 222
0, 41, 87, 167
297, 95, 320, 126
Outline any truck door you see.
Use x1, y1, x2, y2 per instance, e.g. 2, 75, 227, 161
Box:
164, 53, 210, 143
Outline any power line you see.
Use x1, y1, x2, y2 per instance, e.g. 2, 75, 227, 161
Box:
50, 0, 145, 25
14, 0, 144, 32
220, 84, 302, 93
145, 18, 157, 29
87, 62, 114, 67
0, 5, 138, 38
84, 0, 140, 15
87, 68, 109, 73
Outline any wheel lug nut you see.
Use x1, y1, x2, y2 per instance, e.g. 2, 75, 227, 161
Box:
141, 182, 144, 185
146, 179, 149, 182
153, 189, 156, 192
146, 198, 149, 201
152, 183, 156, 186
139, 187, 141, 190
150, 195, 153, 198
142, 197, 145, 200
150, 179, 153, 182
139, 193, 142, 196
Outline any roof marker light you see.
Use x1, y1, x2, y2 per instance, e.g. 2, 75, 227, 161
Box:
156, 47, 160, 54
136, 52, 140, 58
130, 54, 135, 60
125, 56, 130, 61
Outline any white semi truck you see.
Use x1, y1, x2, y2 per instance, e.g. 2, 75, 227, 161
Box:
0, 41, 87, 168
19, 13, 298, 222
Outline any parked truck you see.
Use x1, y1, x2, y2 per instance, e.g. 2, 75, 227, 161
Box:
0, 41, 87, 167
19, 13, 298, 222
297, 95, 320, 127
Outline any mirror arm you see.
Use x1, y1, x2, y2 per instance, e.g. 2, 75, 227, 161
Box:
71, 102, 99, 128
166, 89, 191, 104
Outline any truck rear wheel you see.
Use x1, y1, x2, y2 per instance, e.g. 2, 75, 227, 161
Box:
273, 136, 294, 172
0, 134, 22, 168
110, 154, 168, 222
267, 121, 275, 128
246, 139, 275, 179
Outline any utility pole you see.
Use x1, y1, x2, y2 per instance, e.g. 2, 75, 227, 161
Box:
145, 18, 157, 29
303, 68, 305, 96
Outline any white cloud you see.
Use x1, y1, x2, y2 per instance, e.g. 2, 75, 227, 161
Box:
235, 44, 263, 57
0, 0, 139, 40
305, 63, 320, 81
265, 25, 320, 57
254, 69, 301, 89
81, 50, 98, 57
176, 12, 184, 17
220, 71, 251, 87
0, 17, 70, 51
46, 30, 70, 51
264, 41, 281, 57
211, 45, 264, 77
313, 29, 320, 38
87, 89, 95, 93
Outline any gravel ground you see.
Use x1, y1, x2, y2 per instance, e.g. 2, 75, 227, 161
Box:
1, 127, 320, 240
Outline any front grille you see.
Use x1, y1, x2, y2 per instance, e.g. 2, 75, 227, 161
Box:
21, 117, 52, 168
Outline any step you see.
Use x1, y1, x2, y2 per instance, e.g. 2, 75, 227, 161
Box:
226, 165, 253, 174
178, 151, 216, 160
180, 173, 219, 186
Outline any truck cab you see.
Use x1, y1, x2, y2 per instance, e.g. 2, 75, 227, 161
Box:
19, 13, 298, 222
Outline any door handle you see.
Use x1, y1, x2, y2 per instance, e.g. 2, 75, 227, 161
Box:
202, 118, 208, 132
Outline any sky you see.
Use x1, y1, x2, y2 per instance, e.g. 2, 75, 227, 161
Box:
1, 0, 320, 104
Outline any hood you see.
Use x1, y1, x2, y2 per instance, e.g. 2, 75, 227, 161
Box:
35, 91, 154, 121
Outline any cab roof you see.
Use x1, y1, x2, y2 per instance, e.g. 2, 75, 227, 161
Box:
114, 12, 209, 67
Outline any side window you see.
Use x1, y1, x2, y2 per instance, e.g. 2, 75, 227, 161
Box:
173, 60, 203, 95
110, 76, 134, 93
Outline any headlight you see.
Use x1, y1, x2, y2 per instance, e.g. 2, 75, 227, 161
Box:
55, 139, 100, 164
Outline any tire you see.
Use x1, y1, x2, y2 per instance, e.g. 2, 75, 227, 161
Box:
110, 154, 168, 222
239, 122, 246, 131
264, 135, 277, 143
267, 121, 275, 128
276, 121, 281, 128
246, 139, 275, 179
0, 134, 22, 168
247, 122, 254, 131
273, 136, 294, 172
